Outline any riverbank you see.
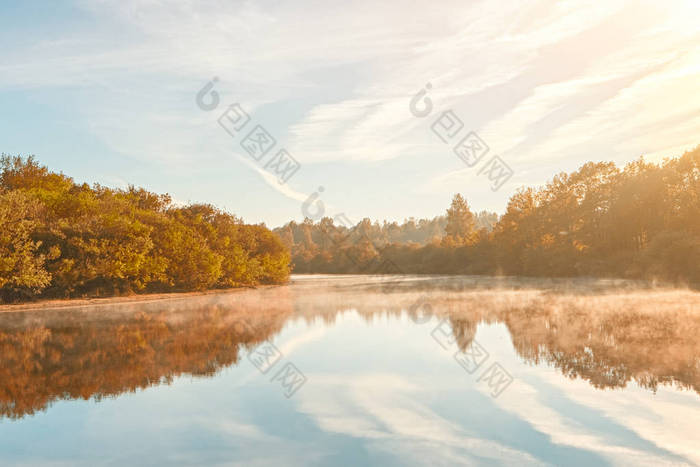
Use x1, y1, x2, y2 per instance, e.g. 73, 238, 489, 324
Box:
0, 286, 278, 313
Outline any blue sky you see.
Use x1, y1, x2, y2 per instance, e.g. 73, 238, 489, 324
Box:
1, 0, 699, 227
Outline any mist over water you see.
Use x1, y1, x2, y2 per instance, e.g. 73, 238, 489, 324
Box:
1, 275, 699, 466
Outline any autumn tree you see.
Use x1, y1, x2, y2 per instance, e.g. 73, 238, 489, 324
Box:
0, 190, 51, 299
0, 155, 291, 302
445, 194, 475, 244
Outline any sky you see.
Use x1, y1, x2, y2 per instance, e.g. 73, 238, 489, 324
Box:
1, 0, 699, 227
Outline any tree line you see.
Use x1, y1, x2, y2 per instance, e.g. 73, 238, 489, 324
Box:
3, 146, 698, 302
0, 155, 290, 302
275, 146, 700, 284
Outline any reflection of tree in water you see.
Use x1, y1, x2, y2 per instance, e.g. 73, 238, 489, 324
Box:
292, 277, 700, 397
502, 302, 700, 394
445, 318, 478, 350
2, 279, 700, 419
0, 290, 293, 419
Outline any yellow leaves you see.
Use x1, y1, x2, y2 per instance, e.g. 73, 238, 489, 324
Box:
47, 245, 61, 260
1, 157, 290, 302
541, 233, 556, 247
573, 240, 589, 252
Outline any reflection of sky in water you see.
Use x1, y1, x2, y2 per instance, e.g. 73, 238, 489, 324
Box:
1, 276, 699, 466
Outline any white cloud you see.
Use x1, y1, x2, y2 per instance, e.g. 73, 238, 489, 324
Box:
1, 0, 698, 222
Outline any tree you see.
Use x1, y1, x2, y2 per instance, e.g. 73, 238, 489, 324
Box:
0, 190, 51, 300
0, 155, 291, 302
445, 194, 475, 244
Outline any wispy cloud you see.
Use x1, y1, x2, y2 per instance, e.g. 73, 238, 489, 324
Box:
1, 0, 698, 224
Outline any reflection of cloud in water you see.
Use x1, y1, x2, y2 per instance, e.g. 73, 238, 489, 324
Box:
487, 377, 692, 466
1, 275, 700, 466
530, 373, 700, 466
297, 373, 546, 466
1, 274, 699, 425
291, 275, 700, 396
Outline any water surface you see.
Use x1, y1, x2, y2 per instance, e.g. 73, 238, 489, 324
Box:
1, 275, 699, 466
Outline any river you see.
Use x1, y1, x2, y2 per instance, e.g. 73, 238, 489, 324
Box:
1, 275, 698, 466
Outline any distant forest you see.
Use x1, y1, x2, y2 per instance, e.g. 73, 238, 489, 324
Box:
275, 146, 700, 284
0, 156, 289, 302
2, 146, 699, 303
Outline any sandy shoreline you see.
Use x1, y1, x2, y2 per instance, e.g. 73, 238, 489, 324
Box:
0, 286, 279, 313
